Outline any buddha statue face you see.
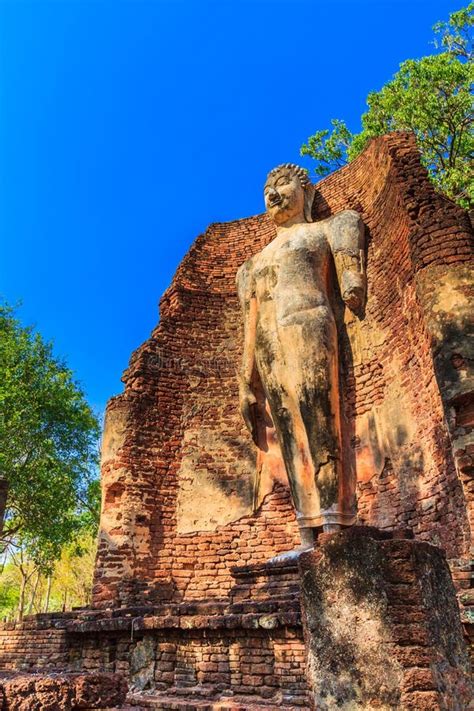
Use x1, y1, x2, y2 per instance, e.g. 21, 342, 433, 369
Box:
264, 164, 313, 225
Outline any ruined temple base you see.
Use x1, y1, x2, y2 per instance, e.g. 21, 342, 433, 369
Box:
0, 562, 310, 709
299, 526, 473, 711
1, 534, 473, 709
0, 610, 308, 710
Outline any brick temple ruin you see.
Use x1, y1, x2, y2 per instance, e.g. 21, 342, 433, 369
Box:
0, 133, 472, 710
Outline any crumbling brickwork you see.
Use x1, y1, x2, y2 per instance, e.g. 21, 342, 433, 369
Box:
93, 133, 473, 609
69, 627, 307, 705
0, 582, 309, 708
0, 621, 68, 672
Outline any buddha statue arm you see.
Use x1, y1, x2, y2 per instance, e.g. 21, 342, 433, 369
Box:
236, 259, 259, 438
328, 210, 366, 312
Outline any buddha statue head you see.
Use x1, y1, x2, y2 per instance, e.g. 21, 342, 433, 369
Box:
264, 163, 314, 225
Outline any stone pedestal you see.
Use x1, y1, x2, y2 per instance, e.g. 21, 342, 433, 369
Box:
298, 527, 473, 711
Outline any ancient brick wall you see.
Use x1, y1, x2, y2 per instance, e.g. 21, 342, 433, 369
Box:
68, 627, 308, 705
0, 619, 68, 672
311, 135, 473, 561
0, 600, 309, 707
93, 133, 473, 609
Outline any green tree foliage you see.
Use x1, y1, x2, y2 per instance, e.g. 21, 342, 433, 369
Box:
0, 562, 19, 619
0, 533, 97, 621
300, 120, 353, 178
300, 4, 473, 208
0, 303, 100, 572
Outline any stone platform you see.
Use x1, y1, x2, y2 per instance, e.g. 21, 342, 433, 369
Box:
67, 563, 308, 709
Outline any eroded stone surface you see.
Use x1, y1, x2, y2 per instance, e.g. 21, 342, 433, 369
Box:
0, 672, 128, 710
176, 428, 255, 533
130, 637, 156, 691
299, 528, 472, 710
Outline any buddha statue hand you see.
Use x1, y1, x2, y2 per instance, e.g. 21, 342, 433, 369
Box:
343, 285, 365, 312
239, 383, 258, 440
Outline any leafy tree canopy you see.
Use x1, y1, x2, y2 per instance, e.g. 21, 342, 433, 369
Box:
0, 532, 97, 621
0, 303, 100, 572
300, 3, 473, 208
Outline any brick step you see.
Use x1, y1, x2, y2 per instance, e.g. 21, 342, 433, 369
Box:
127, 692, 309, 710
229, 598, 300, 615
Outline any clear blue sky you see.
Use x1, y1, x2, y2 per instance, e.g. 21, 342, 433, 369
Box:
0, 0, 461, 418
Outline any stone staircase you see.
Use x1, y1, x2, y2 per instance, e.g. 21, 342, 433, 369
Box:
119, 562, 309, 711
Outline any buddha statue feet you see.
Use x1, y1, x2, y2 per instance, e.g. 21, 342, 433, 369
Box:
267, 544, 315, 565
